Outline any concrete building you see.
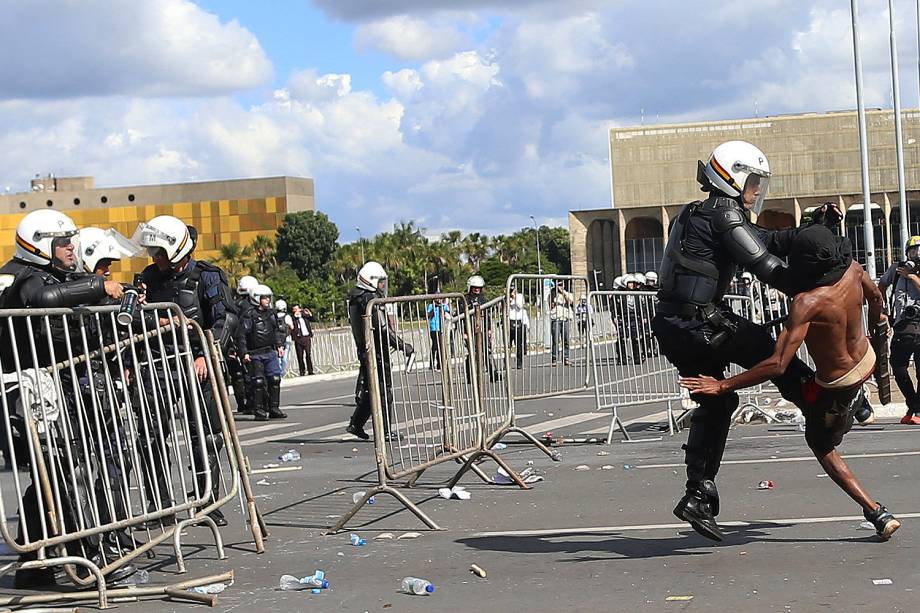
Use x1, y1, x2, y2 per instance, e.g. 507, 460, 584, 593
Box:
0, 175, 315, 279
570, 108, 920, 289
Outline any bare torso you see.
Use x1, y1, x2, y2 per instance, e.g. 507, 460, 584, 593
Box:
799, 261, 869, 382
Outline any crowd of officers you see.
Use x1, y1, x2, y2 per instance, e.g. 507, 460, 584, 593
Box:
0, 209, 289, 588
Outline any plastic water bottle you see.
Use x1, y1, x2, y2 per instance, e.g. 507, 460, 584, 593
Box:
279, 449, 301, 462
350, 534, 366, 546
279, 575, 305, 591
279, 573, 329, 591
400, 577, 435, 595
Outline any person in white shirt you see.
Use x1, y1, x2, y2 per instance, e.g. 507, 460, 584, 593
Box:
509, 286, 529, 368
549, 282, 574, 365
292, 303, 317, 376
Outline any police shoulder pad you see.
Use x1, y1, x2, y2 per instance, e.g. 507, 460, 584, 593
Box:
711, 206, 745, 233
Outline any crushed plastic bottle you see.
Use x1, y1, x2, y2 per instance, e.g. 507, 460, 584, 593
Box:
400, 577, 435, 595
350, 534, 367, 546
189, 582, 228, 595
279, 449, 301, 462
279, 571, 329, 591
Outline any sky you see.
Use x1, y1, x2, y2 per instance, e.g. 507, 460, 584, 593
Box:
0, 0, 918, 241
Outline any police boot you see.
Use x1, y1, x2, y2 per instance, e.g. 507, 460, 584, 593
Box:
250, 387, 269, 421
266, 376, 286, 419
232, 378, 250, 414
673, 480, 723, 542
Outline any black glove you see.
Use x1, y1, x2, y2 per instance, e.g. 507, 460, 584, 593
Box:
811, 202, 843, 228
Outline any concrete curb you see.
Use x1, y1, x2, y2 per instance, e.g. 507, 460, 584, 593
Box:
280, 370, 357, 389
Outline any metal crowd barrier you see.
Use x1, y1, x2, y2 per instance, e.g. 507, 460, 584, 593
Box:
505, 275, 592, 401
0, 303, 265, 609
329, 294, 530, 533
589, 290, 678, 441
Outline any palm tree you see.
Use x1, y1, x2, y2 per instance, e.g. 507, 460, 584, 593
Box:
217, 242, 253, 287
249, 234, 277, 276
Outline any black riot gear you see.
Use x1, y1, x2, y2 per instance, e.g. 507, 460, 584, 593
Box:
653, 192, 815, 542
347, 286, 414, 439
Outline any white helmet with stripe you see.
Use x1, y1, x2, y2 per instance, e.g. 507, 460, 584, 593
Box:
699, 140, 771, 214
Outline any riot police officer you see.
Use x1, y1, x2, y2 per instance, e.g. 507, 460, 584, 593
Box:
652, 141, 821, 542
228, 275, 258, 413
133, 215, 237, 527
346, 262, 414, 441
0, 211, 130, 588
237, 284, 287, 421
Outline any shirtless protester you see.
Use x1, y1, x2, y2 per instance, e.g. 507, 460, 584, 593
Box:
680, 224, 901, 540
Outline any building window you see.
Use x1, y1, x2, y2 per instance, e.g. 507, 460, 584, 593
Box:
101, 195, 108, 203
128, 193, 135, 202
46, 200, 53, 207
73, 198, 80, 205
846, 205, 887, 275
18, 201, 26, 209
625, 237, 664, 275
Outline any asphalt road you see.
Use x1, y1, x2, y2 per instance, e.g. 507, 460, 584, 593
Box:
2, 373, 918, 612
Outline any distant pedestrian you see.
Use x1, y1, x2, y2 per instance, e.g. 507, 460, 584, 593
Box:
426, 298, 449, 370
292, 304, 317, 376
509, 287, 528, 369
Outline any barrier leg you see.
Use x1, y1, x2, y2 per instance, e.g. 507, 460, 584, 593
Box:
493, 426, 563, 461
174, 514, 226, 574
446, 449, 532, 490
20, 557, 108, 610
325, 485, 442, 534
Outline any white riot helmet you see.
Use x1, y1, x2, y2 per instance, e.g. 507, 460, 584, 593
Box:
698, 140, 772, 214
15, 210, 79, 268
237, 275, 258, 296
78, 227, 142, 275
740, 271, 754, 284
467, 275, 486, 292
357, 261, 388, 296
250, 283, 273, 306
275, 299, 287, 312
645, 271, 658, 286
623, 273, 638, 288
132, 215, 194, 265
613, 275, 624, 289
635, 273, 647, 287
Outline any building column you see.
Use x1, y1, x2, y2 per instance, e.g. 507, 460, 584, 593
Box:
793, 198, 801, 226
617, 209, 627, 274
883, 192, 894, 264
660, 206, 670, 245
838, 195, 846, 235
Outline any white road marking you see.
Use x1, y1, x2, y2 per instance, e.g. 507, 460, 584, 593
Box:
523, 412, 609, 434
241, 421, 350, 447
635, 450, 920, 469
739, 427, 920, 441
236, 422, 302, 436
471, 512, 920, 538
581, 410, 669, 435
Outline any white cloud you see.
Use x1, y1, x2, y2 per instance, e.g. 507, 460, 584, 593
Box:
3, 0, 919, 242
0, 0, 271, 99
355, 15, 467, 60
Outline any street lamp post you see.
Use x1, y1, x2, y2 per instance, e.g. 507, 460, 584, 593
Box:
529, 215, 542, 274
356, 227, 365, 263
890, 0, 909, 249
850, 0, 878, 278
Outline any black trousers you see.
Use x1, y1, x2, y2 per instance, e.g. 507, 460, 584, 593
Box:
295, 336, 314, 376
429, 330, 442, 369
509, 320, 526, 367
350, 354, 395, 433
652, 310, 814, 490
890, 331, 920, 413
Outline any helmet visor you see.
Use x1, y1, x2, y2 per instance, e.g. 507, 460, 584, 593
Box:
377, 277, 388, 298
131, 222, 177, 249
740, 170, 770, 215
50, 232, 79, 272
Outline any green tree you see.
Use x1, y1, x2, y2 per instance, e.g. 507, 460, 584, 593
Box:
479, 258, 511, 292
276, 211, 340, 281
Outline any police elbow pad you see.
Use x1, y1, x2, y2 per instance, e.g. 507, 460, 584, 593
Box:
35, 276, 106, 308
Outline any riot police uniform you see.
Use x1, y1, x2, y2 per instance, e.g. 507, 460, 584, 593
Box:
0, 212, 136, 587
346, 264, 413, 441
227, 294, 255, 413
651, 142, 818, 541
237, 299, 287, 420
138, 257, 237, 525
